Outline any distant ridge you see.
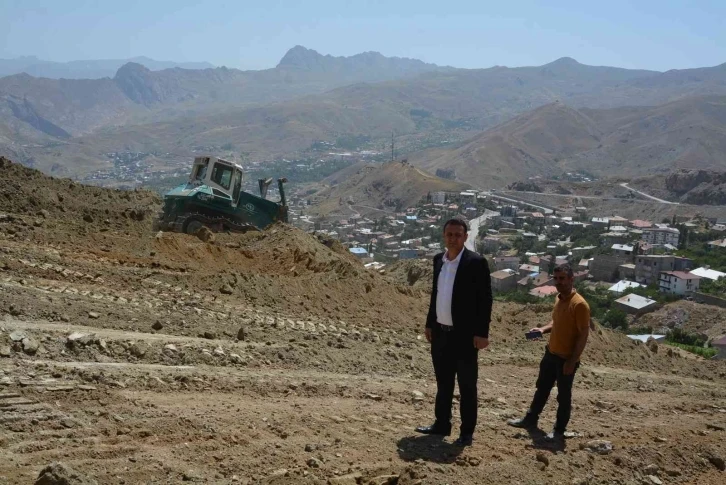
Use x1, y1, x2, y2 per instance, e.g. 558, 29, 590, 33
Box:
409, 95, 726, 187
277, 45, 445, 75
0, 55, 215, 79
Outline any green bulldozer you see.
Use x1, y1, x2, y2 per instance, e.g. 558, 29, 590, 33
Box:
156, 156, 288, 234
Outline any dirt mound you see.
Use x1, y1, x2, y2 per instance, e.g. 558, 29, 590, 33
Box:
636, 300, 726, 340
0, 156, 160, 243
383, 259, 433, 293
146, 223, 426, 326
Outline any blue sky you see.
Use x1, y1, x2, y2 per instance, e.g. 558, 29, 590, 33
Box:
1, 0, 724, 71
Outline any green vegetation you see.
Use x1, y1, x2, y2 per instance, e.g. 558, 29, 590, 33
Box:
568, 225, 603, 248
334, 134, 372, 151
512, 236, 548, 253
676, 230, 726, 268
602, 308, 627, 330
665, 342, 717, 359
621, 284, 681, 304
700, 277, 726, 296
574, 284, 612, 320
666, 327, 707, 347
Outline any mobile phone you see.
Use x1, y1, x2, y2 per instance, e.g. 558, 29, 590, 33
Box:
525, 330, 541, 340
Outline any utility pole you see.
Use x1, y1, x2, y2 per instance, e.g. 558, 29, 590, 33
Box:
390, 131, 395, 162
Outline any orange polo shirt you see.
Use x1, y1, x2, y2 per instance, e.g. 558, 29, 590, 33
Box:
548, 289, 590, 360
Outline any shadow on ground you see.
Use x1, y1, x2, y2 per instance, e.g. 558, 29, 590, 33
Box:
519, 427, 568, 453
396, 435, 466, 464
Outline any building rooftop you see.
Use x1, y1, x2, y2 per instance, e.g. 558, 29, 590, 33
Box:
608, 280, 644, 293
491, 269, 517, 279
689, 267, 726, 281
529, 286, 559, 297
626, 334, 666, 343
662, 271, 700, 280
349, 247, 368, 255
615, 294, 657, 310
612, 244, 634, 252
630, 219, 653, 228
519, 264, 540, 272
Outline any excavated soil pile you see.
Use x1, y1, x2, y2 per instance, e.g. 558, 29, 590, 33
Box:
149, 224, 426, 327
637, 300, 726, 340
383, 259, 434, 294
0, 156, 160, 244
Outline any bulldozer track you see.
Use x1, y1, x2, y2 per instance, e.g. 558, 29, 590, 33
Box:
177, 212, 258, 234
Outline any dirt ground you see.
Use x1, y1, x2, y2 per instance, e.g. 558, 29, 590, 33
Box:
1, 157, 726, 484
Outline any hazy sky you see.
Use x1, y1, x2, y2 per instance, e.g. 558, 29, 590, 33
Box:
1, 0, 724, 71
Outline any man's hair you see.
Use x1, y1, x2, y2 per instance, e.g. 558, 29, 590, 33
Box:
443, 218, 468, 233
553, 263, 574, 278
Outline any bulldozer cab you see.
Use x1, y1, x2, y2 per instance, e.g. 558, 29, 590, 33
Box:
190, 156, 244, 206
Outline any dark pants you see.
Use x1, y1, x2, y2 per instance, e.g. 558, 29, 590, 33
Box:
528, 347, 579, 433
431, 325, 479, 435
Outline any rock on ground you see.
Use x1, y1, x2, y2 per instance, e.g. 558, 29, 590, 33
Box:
35, 462, 97, 485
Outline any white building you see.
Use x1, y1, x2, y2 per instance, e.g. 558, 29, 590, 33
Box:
689, 267, 726, 281
615, 294, 658, 315
608, 280, 644, 294
626, 334, 666, 343
611, 244, 634, 256
659, 271, 700, 295
642, 227, 680, 247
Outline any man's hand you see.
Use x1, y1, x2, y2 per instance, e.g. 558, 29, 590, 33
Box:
473, 336, 489, 350
563, 359, 577, 375
529, 327, 543, 338
425, 328, 432, 343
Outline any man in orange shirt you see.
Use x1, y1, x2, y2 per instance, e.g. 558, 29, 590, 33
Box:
507, 263, 590, 441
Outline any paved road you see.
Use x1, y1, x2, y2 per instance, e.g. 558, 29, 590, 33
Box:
484, 192, 555, 214
619, 183, 679, 205
465, 210, 498, 251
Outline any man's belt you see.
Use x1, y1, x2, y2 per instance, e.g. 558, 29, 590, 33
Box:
438, 323, 454, 332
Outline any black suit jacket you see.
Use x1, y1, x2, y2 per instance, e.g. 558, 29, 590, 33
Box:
426, 248, 493, 339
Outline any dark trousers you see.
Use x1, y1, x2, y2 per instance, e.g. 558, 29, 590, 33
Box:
528, 347, 579, 432
431, 325, 479, 435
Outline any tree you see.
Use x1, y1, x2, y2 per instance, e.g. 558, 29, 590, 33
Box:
602, 309, 628, 330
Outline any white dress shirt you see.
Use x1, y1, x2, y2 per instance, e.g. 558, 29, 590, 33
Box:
436, 249, 463, 326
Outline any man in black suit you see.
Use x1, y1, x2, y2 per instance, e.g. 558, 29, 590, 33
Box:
415, 218, 493, 446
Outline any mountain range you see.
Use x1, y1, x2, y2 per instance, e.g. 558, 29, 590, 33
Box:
409, 95, 726, 187
1, 46, 726, 182
0, 55, 215, 79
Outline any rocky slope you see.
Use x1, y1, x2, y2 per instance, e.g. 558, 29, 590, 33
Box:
309, 161, 469, 217
410, 96, 726, 188
665, 169, 726, 205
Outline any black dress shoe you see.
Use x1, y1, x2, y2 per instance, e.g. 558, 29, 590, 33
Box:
414, 424, 451, 436
544, 430, 565, 442
506, 416, 538, 429
454, 434, 473, 446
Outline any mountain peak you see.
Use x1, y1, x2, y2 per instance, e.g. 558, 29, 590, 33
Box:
545, 57, 581, 67
114, 62, 152, 78
277, 46, 323, 69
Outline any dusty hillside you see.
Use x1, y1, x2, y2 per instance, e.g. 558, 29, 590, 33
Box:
0, 157, 725, 484
410, 96, 726, 188
309, 161, 469, 217
410, 102, 603, 188
637, 301, 726, 340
